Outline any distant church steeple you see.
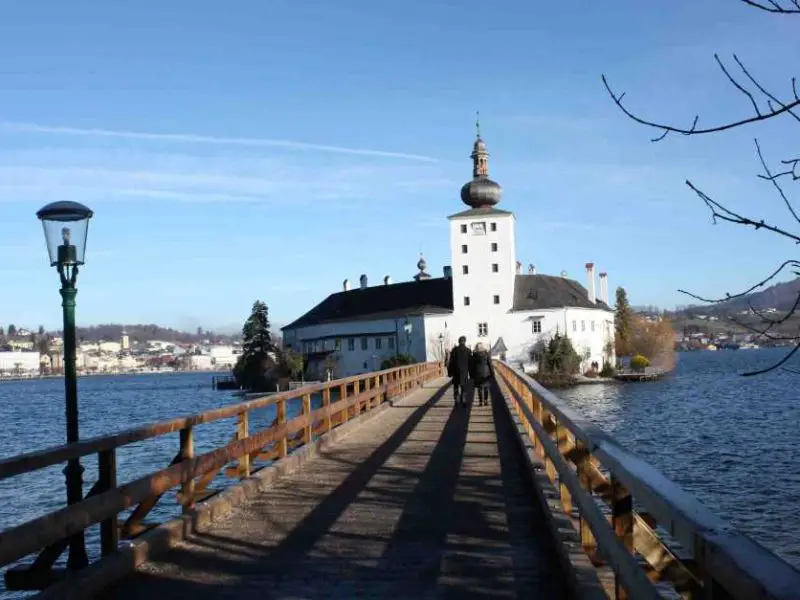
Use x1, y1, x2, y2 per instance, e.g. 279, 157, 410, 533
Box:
460, 112, 503, 209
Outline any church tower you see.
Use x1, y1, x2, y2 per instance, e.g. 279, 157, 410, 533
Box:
448, 116, 517, 345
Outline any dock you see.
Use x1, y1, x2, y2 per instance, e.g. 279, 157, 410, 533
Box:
0, 361, 798, 599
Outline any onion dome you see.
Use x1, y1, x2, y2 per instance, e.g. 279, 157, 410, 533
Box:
460, 114, 503, 209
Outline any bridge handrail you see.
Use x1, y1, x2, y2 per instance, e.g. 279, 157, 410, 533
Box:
493, 359, 800, 600
0, 361, 444, 591
0, 366, 422, 480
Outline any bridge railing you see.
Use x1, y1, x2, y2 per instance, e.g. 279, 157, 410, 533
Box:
0, 361, 443, 592
493, 360, 800, 600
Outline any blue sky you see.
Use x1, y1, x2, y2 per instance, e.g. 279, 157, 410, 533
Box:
1, 0, 798, 333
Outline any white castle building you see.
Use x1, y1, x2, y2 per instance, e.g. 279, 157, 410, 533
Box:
282, 127, 615, 378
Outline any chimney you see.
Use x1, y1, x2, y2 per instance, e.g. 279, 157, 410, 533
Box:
599, 272, 608, 304
383, 275, 392, 285
516, 261, 522, 274
585, 263, 596, 304
343, 279, 350, 292
359, 274, 368, 289
528, 264, 536, 275
443, 265, 452, 279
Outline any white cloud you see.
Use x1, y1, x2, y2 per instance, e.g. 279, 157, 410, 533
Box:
0, 121, 439, 162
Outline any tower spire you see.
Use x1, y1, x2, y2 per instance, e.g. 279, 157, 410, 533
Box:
470, 115, 489, 178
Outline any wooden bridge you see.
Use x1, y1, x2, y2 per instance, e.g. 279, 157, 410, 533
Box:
0, 362, 799, 599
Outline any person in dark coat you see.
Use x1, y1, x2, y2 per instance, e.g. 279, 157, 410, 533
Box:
447, 336, 472, 408
470, 342, 493, 406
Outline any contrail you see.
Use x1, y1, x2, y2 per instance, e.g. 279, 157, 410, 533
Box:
0, 122, 439, 163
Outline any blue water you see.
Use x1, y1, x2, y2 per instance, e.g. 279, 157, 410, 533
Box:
558, 347, 800, 569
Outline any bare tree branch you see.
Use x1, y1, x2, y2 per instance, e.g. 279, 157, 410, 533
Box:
678, 260, 800, 303
741, 0, 800, 13
754, 139, 800, 224
601, 63, 800, 142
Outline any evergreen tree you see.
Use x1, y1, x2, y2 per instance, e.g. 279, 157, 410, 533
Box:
7, 324, 16, 337
233, 300, 275, 390
0, 327, 4, 337
38, 325, 45, 336
615, 287, 633, 356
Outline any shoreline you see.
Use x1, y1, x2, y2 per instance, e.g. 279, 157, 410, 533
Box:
0, 370, 228, 383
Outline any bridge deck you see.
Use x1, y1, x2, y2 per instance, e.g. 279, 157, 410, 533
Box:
100, 378, 568, 599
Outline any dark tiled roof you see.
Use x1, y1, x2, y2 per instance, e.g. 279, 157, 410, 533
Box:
512, 274, 612, 311
448, 207, 512, 219
282, 278, 454, 329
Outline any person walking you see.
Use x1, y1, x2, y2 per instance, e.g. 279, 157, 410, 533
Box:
470, 342, 493, 406
447, 336, 472, 408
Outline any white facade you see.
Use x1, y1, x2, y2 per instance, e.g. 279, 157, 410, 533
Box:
282, 128, 615, 378
0, 351, 41, 373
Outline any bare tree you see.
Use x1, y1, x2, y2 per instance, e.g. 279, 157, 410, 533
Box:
427, 330, 452, 362
603, 1, 799, 375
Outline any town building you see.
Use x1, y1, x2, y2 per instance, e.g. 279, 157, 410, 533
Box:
282, 125, 615, 378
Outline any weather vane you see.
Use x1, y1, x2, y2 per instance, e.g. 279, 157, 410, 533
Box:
475, 110, 481, 138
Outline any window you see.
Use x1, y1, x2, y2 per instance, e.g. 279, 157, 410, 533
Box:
334, 338, 341, 351
461, 244, 468, 254
491, 263, 499, 273
347, 338, 355, 351
572, 320, 577, 332
478, 322, 489, 337
375, 338, 382, 350
460, 224, 467, 233
361, 337, 368, 350
490, 222, 497, 232
491, 242, 498, 252
464, 296, 471, 306
493, 295, 500, 304
581, 320, 586, 332
462, 265, 469, 275
532, 320, 542, 334
471, 222, 486, 236
388, 337, 395, 350
591, 321, 595, 332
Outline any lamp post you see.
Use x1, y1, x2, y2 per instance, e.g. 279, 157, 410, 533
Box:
403, 320, 413, 357
438, 332, 445, 362
37, 201, 93, 570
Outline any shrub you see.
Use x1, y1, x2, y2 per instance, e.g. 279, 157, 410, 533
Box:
631, 354, 650, 370
599, 361, 615, 377
381, 354, 415, 370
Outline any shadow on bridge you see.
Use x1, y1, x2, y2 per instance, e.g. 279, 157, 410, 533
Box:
101, 380, 567, 599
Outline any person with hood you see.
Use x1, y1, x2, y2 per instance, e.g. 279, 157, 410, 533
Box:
470, 342, 493, 406
447, 335, 472, 408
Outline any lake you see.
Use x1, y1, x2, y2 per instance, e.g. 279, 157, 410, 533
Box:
0, 349, 797, 597
558, 347, 800, 569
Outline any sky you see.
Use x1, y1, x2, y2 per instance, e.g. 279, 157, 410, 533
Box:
1, 0, 798, 333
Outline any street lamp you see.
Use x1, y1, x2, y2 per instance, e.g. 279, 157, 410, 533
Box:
437, 332, 445, 362
403, 320, 413, 356
37, 200, 93, 570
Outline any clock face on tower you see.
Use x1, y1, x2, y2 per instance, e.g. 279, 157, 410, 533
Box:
471, 222, 486, 236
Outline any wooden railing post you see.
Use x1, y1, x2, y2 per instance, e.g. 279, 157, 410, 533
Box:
98, 449, 118, 556
353, 379, 361, 418
237, 412, 250, 479
556, 421, 573, 516
322, 387, 332, 433
338, 383, 346, 425
277, 399, 288, 458
575, 446, 598, 562
612, 474, 634, 600
302, 393, 312, 444
179, 427, 195, 513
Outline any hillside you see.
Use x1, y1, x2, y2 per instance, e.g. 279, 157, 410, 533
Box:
681, 277, 800, 315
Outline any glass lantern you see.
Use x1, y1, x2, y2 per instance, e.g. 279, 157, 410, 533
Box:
36, 201, 94, 267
